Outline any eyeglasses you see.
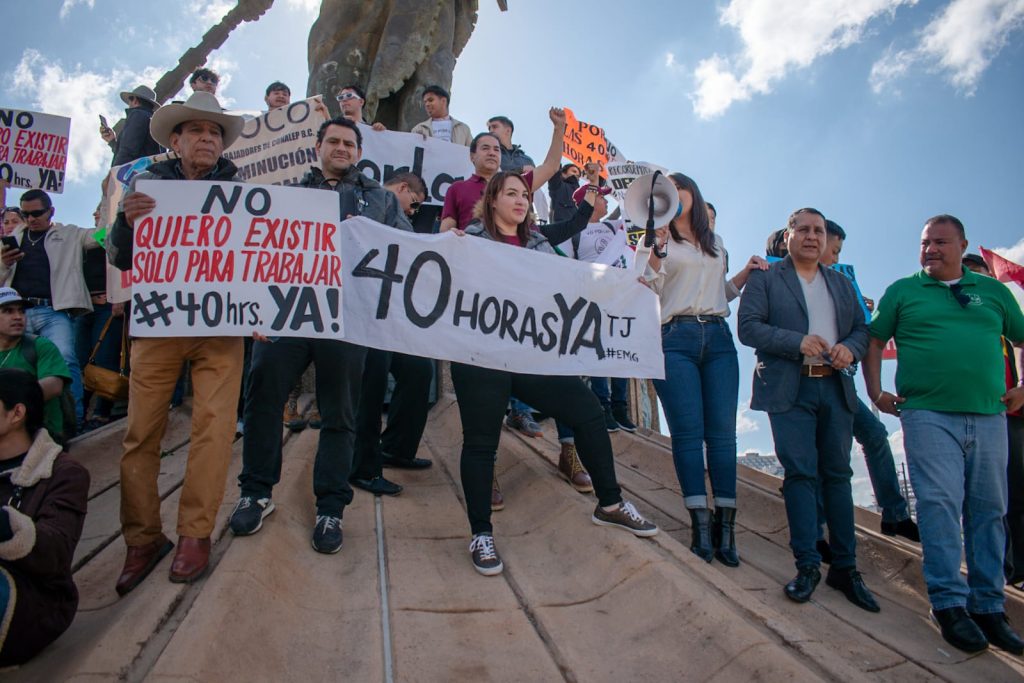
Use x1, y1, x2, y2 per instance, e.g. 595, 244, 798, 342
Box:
336, 92, 362, 102
949, 283, 971, 308
22, 208, 50, 218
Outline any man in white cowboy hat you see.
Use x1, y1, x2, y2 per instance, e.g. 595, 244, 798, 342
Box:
100, 85, 163, 167
107, 91, 245, 596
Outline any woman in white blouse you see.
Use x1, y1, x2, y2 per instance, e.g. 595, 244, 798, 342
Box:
645, 172, 767, 567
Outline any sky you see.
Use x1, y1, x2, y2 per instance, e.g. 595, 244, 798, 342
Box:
4, 0, 1024, 507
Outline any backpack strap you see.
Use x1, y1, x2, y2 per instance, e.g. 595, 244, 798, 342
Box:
20, 333, 38, 369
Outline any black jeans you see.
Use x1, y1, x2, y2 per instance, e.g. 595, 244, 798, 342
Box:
239, 338, 367, 517
1006, 414, 1024, 580
451, 362, 622, 535
352, 349, 434, 478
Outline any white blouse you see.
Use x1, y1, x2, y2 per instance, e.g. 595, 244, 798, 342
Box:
643, 232, 740, 324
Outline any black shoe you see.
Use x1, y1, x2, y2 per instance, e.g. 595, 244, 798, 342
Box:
351, 476, 403, 496
602, 406, 621, 433
712, 507, 740, 567
469, 533, 503, 576
229, 496, 275, 536
970, 611, 1024, 655
382, 454, 433, 469
881, 518, 920, 542
931, 607, 988, 653
688, 508, 714, 562
785, 566, 821, 603
816, 539, 833, 565
611, 405, 637, 432
311, 515, 343, 554
825, 567, 880, 612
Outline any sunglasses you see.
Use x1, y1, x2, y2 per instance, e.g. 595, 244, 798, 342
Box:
949, 283, 971, 308
22, 208, 50, 218
336, 91, 362, 102
196, 75, 218, 84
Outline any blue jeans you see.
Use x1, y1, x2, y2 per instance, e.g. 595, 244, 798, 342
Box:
26, 305, 83, 422
590, 376, 628, 408
653, 318, 738, 509
901, 409, 1007, 613
769, 375, 857, 570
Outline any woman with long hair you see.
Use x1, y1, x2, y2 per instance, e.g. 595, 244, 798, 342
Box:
644, 172, 767, 567
452, 171, 659, 576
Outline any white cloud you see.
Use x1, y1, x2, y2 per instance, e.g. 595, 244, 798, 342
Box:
736, 406, 760, 434
283, 0, 320, 13
59, 0, 94, 20
8, 50, 165, 185
871, 0, 1024, 94
690, 0, 916, 118
187, 0, 233, 25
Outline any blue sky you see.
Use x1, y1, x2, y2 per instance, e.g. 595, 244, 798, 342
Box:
4, 0, 1023, 505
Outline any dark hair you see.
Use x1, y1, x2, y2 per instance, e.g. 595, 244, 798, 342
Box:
129, 96, 156, 113
20, 189, 52, 211
706, 201, 716, 216
0, 369, 45, 436
265, 81, 290, 97
787, 207, 826, 230
560, 163, 580, 175
962, 253, 989, 272
189, 68, 219, 85
487, 115, 514, 133
477, 172, 534, 246
766, 228, 788, 258
667, 173, 717, 256
469, 132, 500, 154
825, 219, 846, 240
340, 84, 365, 100
2, 207, 23, 221
924, 214, 966, 239
385, 172, 427, 197
316, 116, 363, 149
422, 84, 450, 103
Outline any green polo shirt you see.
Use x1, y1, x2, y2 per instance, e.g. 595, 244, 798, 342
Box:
870, 267, 1024, 414
0, 336, 71, 438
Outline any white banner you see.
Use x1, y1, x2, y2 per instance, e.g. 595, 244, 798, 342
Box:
357, 125, 474, 206
339, 217, 665, 378
0, 108, 71, 193
128, 179, 343, 339
223, 96, 330, 186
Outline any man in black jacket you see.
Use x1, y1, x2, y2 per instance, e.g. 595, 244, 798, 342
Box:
101, 85, 163, 167
547, 163, 580, 223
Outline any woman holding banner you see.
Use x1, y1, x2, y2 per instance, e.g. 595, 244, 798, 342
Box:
644, 172, 767, 567
452, 171, 659, 576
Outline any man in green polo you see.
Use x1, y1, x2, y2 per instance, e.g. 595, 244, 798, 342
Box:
864, 214, 1024, 655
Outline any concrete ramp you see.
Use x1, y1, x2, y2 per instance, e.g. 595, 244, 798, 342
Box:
6, 394, 1024, 682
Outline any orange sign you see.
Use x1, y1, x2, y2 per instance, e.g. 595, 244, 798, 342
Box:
563, 108, 610, 175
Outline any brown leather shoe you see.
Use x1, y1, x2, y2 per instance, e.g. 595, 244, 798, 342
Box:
169, 536, 212, 583
558, 443, 594, 492
116, 534, 174, 597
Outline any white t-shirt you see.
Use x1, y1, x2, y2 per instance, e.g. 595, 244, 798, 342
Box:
558, 219, 629, 268
431, 118, 453, 142
798, 269, 839, 365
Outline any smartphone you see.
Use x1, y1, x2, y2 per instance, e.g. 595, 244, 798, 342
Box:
99, 114, 109, 129
1, 235, 19, 251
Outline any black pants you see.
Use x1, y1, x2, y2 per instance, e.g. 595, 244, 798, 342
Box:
451, 362, 622, 535
1006, 414, 1024, 580
239, 338, 366, 517
352, 349, 433, 478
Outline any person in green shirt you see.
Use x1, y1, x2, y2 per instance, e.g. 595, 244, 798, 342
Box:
864, 214, 1024, 656
0, 288, 71, 443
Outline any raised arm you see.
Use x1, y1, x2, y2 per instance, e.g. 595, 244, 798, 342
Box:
529, 108, 568, 191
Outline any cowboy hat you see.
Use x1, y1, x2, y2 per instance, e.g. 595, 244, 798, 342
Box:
119, 85, 159, 108
149, 92, 244, 149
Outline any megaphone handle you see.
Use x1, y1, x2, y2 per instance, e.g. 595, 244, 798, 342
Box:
643, 170, 663, 248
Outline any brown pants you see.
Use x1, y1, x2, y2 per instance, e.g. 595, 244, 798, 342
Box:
120, 336, 243, 546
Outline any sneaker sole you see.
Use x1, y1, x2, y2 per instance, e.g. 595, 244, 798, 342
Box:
563, 472, 594, 493
230, 501, 276, 537
473, 560, 504, 576
491, 501, 505, 511
311, 540, 343, 554
618, 426, 638, 433
591, 515, 659, 537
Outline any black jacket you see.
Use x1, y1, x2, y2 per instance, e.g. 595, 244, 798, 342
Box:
547, 172, 580, 223
110, 107, 162, 167
298, 166, 408, 231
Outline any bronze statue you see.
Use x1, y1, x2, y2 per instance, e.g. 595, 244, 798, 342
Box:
306, 0, 481, 131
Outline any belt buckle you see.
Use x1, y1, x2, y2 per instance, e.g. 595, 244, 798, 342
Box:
695, 314, 708, 324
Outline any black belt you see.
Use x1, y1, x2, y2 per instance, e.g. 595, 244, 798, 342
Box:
669, 314, 725, 324
25, 297, 52, 307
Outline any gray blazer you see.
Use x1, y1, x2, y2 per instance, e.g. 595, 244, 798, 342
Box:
737, 257, 868, 413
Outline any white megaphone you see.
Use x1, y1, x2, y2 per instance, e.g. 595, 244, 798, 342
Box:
623, 172, 679, 236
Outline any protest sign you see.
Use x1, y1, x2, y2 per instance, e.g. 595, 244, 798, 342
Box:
0, 108, 70, 193
357, 125, 474, 206
562, 108, 616, 175
223, 96, 330, 186
339, 217, 665, 378
129, 179, 343, 339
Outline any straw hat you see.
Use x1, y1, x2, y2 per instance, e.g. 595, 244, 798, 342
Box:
149, 92, 244, 148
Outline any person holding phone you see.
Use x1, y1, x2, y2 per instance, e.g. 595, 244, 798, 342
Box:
100, 85, 162, 167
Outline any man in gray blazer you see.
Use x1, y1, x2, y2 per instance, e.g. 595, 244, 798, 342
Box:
738, 207, 879, 612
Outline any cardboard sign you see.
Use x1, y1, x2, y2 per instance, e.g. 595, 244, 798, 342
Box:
563, 108, 613, 175
129, 179, 343, 338
223, 96, 330, 186
0, 108, 71, 193
339, 218, 665, 378
357, 125, 474, 206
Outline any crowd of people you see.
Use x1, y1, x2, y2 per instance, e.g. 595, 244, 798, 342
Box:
1, 65, 1022, 665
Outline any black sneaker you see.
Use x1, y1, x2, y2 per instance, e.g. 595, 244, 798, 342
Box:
612, 406, 637, 432
351, 476, 403, 496
469, 533, 503, 575
311, 515, 343, 554
229, 496, 275, 536
592, 501, 659, 537
603, 406, 621, 433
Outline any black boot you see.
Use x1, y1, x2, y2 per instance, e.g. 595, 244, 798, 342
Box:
712, 507, 740, 567
688, 508, 714, 562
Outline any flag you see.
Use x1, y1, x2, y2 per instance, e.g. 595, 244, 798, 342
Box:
980, 246, 1024, 288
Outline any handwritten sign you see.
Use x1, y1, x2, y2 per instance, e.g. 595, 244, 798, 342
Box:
562, 108, 615, 175
357, 125, 474, 206
339, 218, 665, 378
0, 108, 71, 193
223, 97, 330, 186
129, 179, 343, 338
